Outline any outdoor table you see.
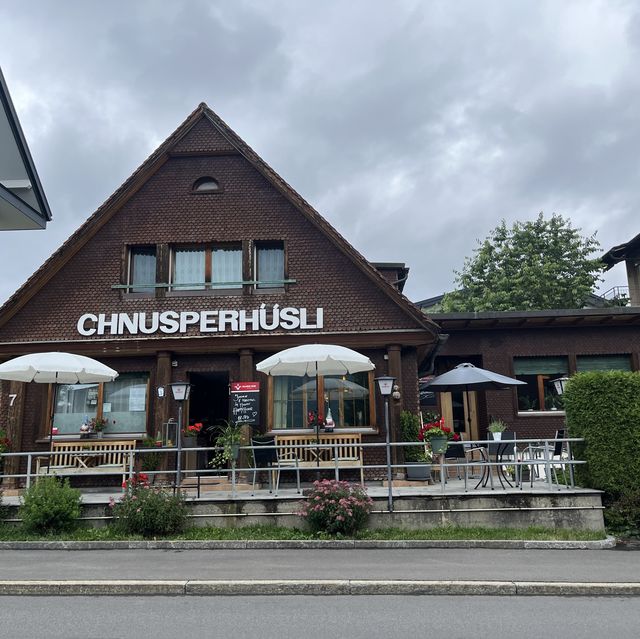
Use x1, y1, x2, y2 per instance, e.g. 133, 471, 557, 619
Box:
474, 440, 515, 490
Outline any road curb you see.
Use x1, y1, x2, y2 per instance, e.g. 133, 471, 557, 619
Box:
0, 536, 617, 551
0, 579, 638, 597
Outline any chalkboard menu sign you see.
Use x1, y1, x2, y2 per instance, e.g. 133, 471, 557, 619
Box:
229, 382, 260, 426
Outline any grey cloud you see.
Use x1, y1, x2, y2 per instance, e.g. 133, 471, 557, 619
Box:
0, 0, 637, 304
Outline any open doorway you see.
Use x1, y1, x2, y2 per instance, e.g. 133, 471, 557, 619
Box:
188, 372, 229, 470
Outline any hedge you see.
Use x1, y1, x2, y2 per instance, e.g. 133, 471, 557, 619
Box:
563, 371, 640, 496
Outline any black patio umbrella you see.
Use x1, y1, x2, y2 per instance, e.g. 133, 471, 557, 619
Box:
425, 363, 525, 435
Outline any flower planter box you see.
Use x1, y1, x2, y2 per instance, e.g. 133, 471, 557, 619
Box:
405, 463, 432, 481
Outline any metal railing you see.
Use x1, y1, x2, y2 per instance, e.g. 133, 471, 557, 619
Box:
0, 437, 584, 509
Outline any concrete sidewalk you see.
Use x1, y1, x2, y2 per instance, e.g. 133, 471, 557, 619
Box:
0, 543, 637, 597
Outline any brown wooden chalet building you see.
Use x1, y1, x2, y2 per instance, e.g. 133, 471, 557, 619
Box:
0, 103, 439, 479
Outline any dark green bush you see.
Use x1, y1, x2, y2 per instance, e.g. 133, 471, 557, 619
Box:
400, 411, 423, 462
564, 371, 640, 496
604, 491, 640, 537
19, 477, 82, 534
110, 474, 187, 538
139, 437, 162, 473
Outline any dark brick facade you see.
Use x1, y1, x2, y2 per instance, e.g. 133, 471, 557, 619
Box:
431, 312, 640, 439
0, 105, 438, 458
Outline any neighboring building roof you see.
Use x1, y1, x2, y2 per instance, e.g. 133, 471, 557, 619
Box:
430, 307, 640, 331
416, 291, 609, 312
0, 103, 438, 340
415, 294, 445, 311
601, 232, 640, 270
0, 67, 51, 229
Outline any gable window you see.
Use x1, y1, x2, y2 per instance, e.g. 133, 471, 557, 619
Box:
193, 176, 220, 192
514, 356, 568, 412
171, 244, 242, 292
256, 241, 285, 289
128, 246, 156, 294
173, 247, 206, 290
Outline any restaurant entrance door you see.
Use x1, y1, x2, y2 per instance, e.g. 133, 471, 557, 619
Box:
187, 372, 229, 470
439, 390, 479, 441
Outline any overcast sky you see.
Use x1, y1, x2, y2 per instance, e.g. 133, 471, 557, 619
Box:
1, 0, 637, 305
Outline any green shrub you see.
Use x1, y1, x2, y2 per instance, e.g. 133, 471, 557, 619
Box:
297, 479, 373, 536
139, 437, 162, 473
564, 371, 640, 496
110, 473, 187, 538
400, 411, 427, 463
19, 477, 82, 534
604, 491, 640, 538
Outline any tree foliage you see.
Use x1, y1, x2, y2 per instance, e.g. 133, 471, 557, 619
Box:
441, 213, 604, 312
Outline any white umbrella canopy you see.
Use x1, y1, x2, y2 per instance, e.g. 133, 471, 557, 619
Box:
0, 352, 118, 384
256, 344, 375, 377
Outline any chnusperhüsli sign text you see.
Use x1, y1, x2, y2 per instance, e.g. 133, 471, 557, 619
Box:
76, 305, 324, 336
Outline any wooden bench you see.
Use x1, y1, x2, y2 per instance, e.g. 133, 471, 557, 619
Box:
35, 440, 137, 485
275, 433, 364, 485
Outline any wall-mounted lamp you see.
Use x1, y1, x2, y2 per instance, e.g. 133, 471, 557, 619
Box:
552, 376, 569, 395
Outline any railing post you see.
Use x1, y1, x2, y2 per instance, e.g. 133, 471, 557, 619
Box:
26, 453, 32, 489
567, 440, 575, 488
544, 439, 553, 491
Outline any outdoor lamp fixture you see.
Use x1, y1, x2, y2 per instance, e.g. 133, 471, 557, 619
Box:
552, 376, 569, 395
375, 376, 395, 512
169, 382, 192, 489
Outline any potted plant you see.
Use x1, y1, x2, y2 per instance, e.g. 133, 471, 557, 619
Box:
401, 411, 432, 480
88, 416, 108, 438
487, 419, 507, 440
405, 447, 433, 481
214, 421, 246, 464
182, 421, 203, 447
139, 436, 162, 479
418, 415, 459, 454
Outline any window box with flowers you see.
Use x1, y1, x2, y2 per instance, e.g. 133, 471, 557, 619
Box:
418, 416, 460, 454
182, 422, 203, 447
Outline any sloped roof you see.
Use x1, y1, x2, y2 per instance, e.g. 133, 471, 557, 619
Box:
601, 232, 640, 270
0, 67, 52, 229
0, 103, 438, 337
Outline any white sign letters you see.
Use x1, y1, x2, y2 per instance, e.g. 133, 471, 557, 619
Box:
76, 305, 324, 337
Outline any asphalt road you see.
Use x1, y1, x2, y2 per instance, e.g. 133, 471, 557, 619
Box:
0, 548, 637, 582
1, 595, 638, 639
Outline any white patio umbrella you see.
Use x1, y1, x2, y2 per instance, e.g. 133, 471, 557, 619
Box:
0, 352, 118, 450
257, 344, 375, 474
257, 344, 375, 377
0, 352, 118, 384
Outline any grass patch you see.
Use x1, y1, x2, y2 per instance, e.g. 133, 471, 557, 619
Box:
0, 523, 605, 542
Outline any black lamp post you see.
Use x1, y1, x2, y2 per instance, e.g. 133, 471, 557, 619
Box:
376, 376, 395, 512
169, 381, 192, 489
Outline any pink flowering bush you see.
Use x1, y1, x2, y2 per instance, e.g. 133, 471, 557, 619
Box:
110, 473, 187, 538
297, 479, 373, 536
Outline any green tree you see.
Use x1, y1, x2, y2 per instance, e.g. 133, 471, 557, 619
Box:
441, 213, 604, 311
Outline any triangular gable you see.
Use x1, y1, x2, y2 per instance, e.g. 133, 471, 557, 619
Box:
0, 103, 438, 337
